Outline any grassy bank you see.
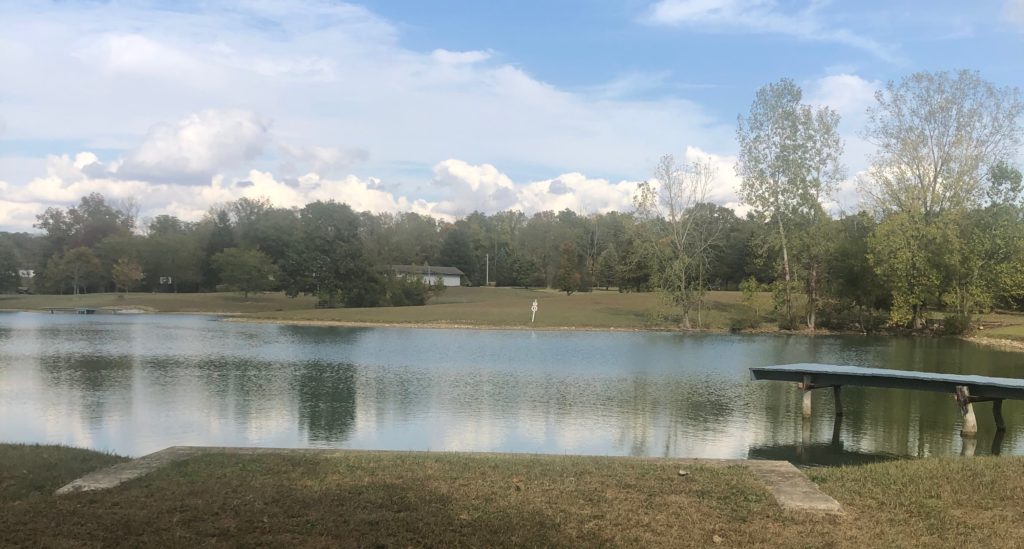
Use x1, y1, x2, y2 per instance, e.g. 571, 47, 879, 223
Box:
244, 287, 773, 331
0, 291, 317, 314
2, 444, 1023, 547
5, 288, 1024, 341
0, 444, 126, 502
0, 287, 770, 331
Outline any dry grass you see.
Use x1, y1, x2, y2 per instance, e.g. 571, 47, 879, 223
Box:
249, 287, 772, 331
2, 445, 1024, 547
0, 287, 773, 330
0, 444, 126, 502
0, 291, 318, 314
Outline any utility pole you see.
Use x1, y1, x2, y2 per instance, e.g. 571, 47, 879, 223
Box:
485, 253, 489, 286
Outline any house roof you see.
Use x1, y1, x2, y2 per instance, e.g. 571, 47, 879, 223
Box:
391, 265, 465, 276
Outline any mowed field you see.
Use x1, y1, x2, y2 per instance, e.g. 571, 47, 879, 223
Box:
3, 444, 1024, 548
4, 288, 1024, 338
0, 287, 771, 331
246, 287, 771, 330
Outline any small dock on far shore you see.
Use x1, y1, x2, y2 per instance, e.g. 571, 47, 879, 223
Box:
45, 307, 97, 315
750, 363, 1024, 437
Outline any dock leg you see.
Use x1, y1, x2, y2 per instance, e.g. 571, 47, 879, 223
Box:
991, 430, 1006, 456
832, 386, 843, 417
830, 414, 843, 450
954, 386, 978, 437
802, 375, 812, 418
993, 399, 1006, 432
960, 436, 977, 457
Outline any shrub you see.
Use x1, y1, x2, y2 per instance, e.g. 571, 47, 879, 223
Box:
941, 313, 973, 335
729, 313, 761, 332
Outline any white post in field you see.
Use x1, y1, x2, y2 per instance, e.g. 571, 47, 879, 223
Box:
531, 299, 538, 323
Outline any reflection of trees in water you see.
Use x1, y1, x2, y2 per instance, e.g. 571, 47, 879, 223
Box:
189, 358, 293, 423
293, 361, 357, 444
39, 354, 135, 429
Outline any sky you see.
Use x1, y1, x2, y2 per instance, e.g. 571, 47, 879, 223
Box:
1, 0, 1023, 232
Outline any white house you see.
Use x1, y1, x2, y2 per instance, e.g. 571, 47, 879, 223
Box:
391, 265, 464, 287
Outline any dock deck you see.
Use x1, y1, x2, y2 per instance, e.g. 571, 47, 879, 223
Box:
750, 363, 1024, 436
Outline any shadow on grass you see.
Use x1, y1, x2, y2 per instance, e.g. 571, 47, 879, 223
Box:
0, 454, 589, 548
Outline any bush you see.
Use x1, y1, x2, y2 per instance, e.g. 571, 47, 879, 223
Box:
729, 313, 761, 332
817, 304, 888, 333
941, 313, 973, 335
382, 275, 446, 307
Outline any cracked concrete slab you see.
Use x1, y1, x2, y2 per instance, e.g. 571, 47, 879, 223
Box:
55, 447, 842, 514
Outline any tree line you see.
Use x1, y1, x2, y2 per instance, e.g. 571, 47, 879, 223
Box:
1, 70, 1022, 333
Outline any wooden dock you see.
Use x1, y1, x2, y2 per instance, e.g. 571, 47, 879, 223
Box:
45, 307, 97, 315
750, 364, 1024, 437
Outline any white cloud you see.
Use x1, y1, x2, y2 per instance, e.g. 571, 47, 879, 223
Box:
0, 1, 733, 188
430, 48, 492, 65
1006, 0, 1024, 28
0, 1, 748, 230
644, 0, 897, 62
116, 110, 271, 184
277, 144, 369, 177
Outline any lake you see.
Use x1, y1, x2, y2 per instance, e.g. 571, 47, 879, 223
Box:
1, 312, 1022, 465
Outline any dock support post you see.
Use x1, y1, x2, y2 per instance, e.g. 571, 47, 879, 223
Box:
832, 386, 843, 417
993, 399, 1005, 432
960, 436, 977, 457
954, 386, 978, 437
802, 375, 812, 418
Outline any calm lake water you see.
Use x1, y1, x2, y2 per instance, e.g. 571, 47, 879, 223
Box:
2, 312, 1023, 464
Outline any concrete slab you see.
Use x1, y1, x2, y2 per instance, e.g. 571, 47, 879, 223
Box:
55, 447, 842, 514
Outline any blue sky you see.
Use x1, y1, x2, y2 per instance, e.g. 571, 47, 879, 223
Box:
1, 0, 1022, 231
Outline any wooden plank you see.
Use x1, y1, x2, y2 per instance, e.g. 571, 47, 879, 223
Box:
750, 364, 1024, 401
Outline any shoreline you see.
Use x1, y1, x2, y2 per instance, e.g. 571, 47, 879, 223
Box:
7, 305, 1024, 352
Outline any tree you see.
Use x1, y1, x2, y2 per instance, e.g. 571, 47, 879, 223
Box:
556, 240, 581, 295
0, 241, 19, 293
736, 78, 844, 329
111, 257, 144, 293
987, 162, 1024, 207
439, 227, 476, 282
212, 248, 279, 298
635, 155, 722, 328
62, 247, 103, 295
595, 246, 618, 290
147, 215, 190, 237
203, 208, 237, 289
282, 201, 382, 308
863, 70, 1024, 328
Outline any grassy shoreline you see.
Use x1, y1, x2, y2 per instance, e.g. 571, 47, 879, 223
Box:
2, 443, 1024, 547
4, 288, 1024, 347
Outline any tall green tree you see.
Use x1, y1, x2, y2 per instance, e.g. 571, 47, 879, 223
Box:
212, 248, 278, 298
635, 155, 722, 328
62, 247, 103, 295
0, 241, 19, 292
556, 240, 581, 295
863, 70, 1024, 328
283, 201, 382, 307
736, 78, 844, 329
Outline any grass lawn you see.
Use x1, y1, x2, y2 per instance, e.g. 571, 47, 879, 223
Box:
2, 444, 1024, 547
0, 287, 773, 331
0, 444, 127, 502
6, 288, 1024, 341
0, 290, 318, 314
245, 287, 774, 331
982, 323, 1024, 342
